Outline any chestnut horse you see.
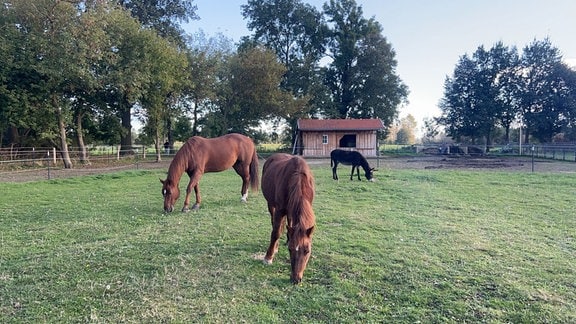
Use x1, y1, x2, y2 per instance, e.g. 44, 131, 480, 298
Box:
160, 133, 259, 212
261, 153, 316, 284
330, 149, 375, 181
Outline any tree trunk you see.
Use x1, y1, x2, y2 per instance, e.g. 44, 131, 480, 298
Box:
155, 129, 162, 162
76, 111, 90, 165
57, 107, 73, 169
166, 117, 173, 151
192, 98, 199, 136
120, 97, 133, 155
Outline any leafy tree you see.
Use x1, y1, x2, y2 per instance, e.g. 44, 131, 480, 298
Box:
1, 0, 93, 167
395, 114, 417, 144
323, 0, 408, 134
184, 31, 235, 135
241, 0, 328, 145
101, 8, 158, 153
422, 117, 441, 143
204, 46, 299, 136
117, 0, 198, 45
439, 43, 519, 146
111, 0, 197, 152
242, 0, 327, 92
516, 38, 574, 142
138, 30, 189, 161
172, 115, 194, 142
440, 38, 576, 145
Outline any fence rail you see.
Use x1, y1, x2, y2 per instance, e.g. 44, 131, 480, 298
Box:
0, 145, 164, 165
383, 143, 576, 162
1, 143, 575, 176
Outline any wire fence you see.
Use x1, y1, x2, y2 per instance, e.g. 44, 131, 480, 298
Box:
382, 143, 576, 162
1, 143, 575, 181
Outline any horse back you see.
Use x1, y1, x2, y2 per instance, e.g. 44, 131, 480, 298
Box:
262, 153, 314, 210
331, 149, 364, 165
180, 134, 256, 173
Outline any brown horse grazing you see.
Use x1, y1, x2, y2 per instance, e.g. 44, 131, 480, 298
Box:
160, 133, 259, 212
261, 153, 316, 284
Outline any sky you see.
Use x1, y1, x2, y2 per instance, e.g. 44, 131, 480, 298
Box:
183, 0, 576, 132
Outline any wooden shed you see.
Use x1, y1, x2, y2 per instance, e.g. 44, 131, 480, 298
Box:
294, 118, 385, 157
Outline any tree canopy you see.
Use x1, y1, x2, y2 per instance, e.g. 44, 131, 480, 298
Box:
439, 38, 576, 144
242, 0, 408, 142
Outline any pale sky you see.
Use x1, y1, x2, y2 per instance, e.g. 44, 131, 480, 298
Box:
183, 0, 576, 132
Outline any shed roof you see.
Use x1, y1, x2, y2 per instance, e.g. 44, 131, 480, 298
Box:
297, 118, 384, 131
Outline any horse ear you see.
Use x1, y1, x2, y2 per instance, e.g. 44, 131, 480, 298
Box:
159, 178, 165, 184
371, 168, 377, 172
306, 226, 315, 237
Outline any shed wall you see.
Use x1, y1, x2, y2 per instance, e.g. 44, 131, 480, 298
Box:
299, 131, 378, 157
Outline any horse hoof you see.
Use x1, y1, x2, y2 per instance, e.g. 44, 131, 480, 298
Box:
291, 277, 302, 285
240, 198, 247, 203
191, 204, 200, 211
263, 258, 273, 265
181, 207, 190, 213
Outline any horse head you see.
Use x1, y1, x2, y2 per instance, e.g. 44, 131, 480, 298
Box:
160, 178, 180, 213
365, 167, 377, 182
287, 225, 315, 284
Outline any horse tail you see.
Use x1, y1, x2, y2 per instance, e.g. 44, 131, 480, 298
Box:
288, 159, 315, 225
249, 147, 259, 192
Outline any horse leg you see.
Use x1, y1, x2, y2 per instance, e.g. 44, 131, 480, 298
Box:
332, 162, 339, 180
233, 163, 249, 202
191, 184, 201, 210
264, 210, 286, 264
356, 165, 361, 180
349, 166, 355, 180
182, 172, 202, 212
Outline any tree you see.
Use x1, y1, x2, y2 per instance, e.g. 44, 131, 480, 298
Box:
241, 0, 328, 145
138, 30, 189, 162
323, 0, 408, 133
422, 117, 441, 143
1, 0, 93, 167
203, 46, 300, 136
185, 31, 235, 135
516, 38, 573, 143
101, 8, 159, 154
395, 114, 417, 144
439, 43, 519, 146
111, 0, 197, 153
117, 0, 198, 45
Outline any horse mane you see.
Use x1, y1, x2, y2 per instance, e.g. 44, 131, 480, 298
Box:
358, 153, 372, 172
287, 158, 315, 230
167, 137, 200, 184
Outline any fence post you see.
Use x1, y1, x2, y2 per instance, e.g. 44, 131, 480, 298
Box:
46, 150, 51, 180
52, 147, 56, 165
116, 145, 121, 160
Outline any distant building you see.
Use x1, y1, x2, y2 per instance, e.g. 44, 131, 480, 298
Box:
294, 118, 385, 157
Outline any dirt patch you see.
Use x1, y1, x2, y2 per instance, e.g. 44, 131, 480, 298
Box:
378, 154, 576, 173
1, 154, 575, 183
0, 160, 171, 183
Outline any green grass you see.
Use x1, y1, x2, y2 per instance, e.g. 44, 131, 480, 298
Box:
1, 166, 575, 322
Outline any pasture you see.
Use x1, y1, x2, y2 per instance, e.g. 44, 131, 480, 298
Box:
1, 163, 575, 322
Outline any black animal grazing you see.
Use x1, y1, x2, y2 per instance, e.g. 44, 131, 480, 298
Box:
330, 149, 375, 181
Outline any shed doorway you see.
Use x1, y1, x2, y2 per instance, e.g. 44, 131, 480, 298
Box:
339, 134, 357, 148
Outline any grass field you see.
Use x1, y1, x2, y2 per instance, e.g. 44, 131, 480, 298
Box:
1, 164, 575, 322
